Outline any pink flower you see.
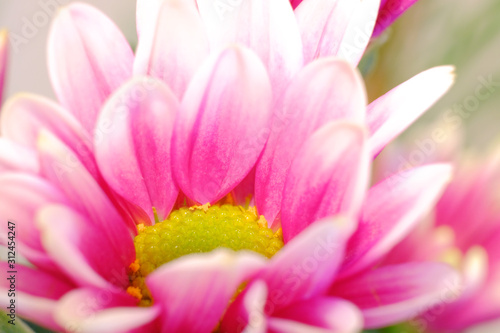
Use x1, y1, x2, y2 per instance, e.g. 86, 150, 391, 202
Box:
0, 29, 8, 104
0, 1, 458, 332
383, 152, 500, 332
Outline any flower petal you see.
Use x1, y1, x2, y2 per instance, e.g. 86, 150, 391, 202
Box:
0, 139, 38, 173
373, 0, 419, 37
48, 3, 133, 132
255, 59, 366, 224
196, 0, 303, 92
281, 122, 370, 241
147, 249, 266, 333
0, 29, 7, 103
55, 288, 159, 333
172, 46, 272, 204
295, 0, 380, 65
339, 164, 452, 278
136, 0, 163, 37
95, 77, 179, 222
330, 262, 460, 329
368, 66, 455, 156
134, 0, 209, 98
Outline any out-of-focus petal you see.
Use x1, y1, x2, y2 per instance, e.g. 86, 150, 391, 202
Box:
330, 262, 460, 329
0, 139, 38, 173
48, 3, 133, 132
0, 29, 8, 103
134, 0, 209, 98
281, 122, 370, 241
295, 0, 380, 65
255, 59, 366, 224
339, 164, 453, 278
373, 0, 419, 37
147, 249, 266, 333
95, 77, 179, 222
368, 66, 455, 156
136, 0, 163, 38
172, 46, 272, 204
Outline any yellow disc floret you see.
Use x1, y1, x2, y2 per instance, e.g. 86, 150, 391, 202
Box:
128, 204, 283, 306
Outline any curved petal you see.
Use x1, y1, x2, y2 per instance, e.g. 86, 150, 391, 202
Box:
368, 66, 455, 156
172, 46, 272, 204
255, 59, 366, 224
339, 164, 452, 278
295, 0, 380, 65
281, 122, 370, 241
373, 0, 419, 37
330, 262, 460, 329
48, 3, 133, 132
134, 0, 209, 98
96, 77, 179, 222
196, 0, 302, 92
147, 249, 266, 333
36, 131, 135, 261
0, 29, 7, 103
0, 94, 97, 177
37, 205, 130, 289
0, 139, 38, 173
55, 288, 159, 333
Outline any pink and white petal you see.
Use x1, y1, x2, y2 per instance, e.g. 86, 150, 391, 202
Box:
134, 0, 209, 98
0, 139, 38, 173
48, 3, 133, 132
255, 59, 366, 224
37, 205, 130, 289
172, 46, 272, 204
258, 217, 353, 309
96, 77, 179, 222
281, 122, 370, 241
37, 131, 136, 261
0, 94, 97, 176
295, 0, 380, 65
221, 280, 269, 333
196, 0, 303, 92
373, 0, 419, 37
330, 262, 460, 329
147, 249, 266, 333
368, 66, 455, 156
135, 0, 163, 38
55, 288, 159, 333
339, 164, 452, 278
271, 297, 363, 333
0, 29, 7, 103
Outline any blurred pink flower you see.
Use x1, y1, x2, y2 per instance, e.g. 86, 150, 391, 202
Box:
0, 29, 8, 103
0, 1, 458, 332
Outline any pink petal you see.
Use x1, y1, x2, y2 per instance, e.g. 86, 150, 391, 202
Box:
330, 262, 460, 329
281, 122, 370, 241
37, 205, 130, 289
270, 297, 363, 333
55, 288, 159, 333
37, 131, 136, 261
295, 0, 380, 65
339, 164, 453, 278
48, 3, 133, 132
95, 77, 179, 222
196, 0, 303, 92
134, 0, 209, 98
135, 0, 163, 38
368, 66, 455, 156
258, 217, 353, 309
0, 29, 7, 103
373, 0, 419, 37
255, 59, 366, 224
0, 94, 97, 177
0, 138, 38, 173
147, 249, 266, 333
172, 46, 272, 204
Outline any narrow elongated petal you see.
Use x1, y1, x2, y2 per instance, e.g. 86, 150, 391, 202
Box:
196, 0, 303, 91
295, 0, 380, 65
55, 288, 159, 333
48, 3, 133, 132
255, 59, 366, 224
134, 0, 209, 98
172, 46, 272, 204
373, 0, 419, 37
0, 29, 7, 103
0, 139, 38, 173
37, 131, 135, 263
96, 77, 179, 222
136, 0, 163, 37
281, 122, 370, 241
147, 250, 266, 333
339, 164, 452, 278
368, 66, 455, 156
330, 262, 460, 329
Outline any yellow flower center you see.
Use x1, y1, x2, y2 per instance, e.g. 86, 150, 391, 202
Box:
127, 203, 283, 306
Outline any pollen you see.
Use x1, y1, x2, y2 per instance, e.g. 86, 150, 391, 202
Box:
129, 204, 284, 306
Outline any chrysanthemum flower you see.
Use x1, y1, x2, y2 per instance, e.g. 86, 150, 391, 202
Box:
0, 29, 7, 104
0, 1, 458, 332
383, 150, 500, 332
